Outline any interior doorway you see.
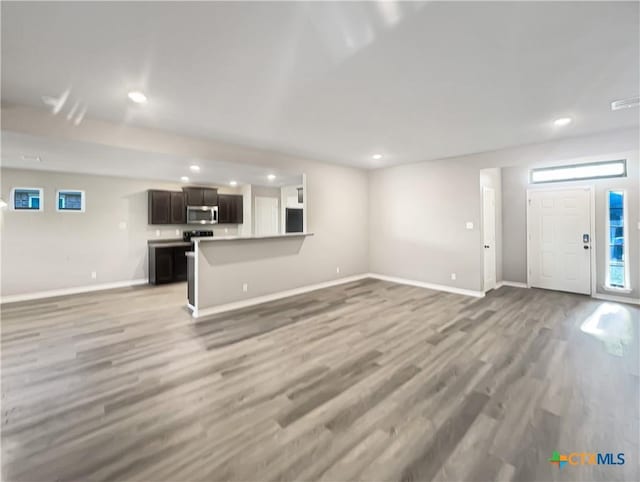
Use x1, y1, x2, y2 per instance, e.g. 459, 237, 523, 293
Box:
254, 196, 279, 236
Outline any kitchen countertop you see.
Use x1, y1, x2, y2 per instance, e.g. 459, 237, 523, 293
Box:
148, 239, 192, 248
192, 232, 313, 243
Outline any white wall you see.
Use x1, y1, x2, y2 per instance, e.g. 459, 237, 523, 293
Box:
239, 184, 252, 237
0, 168, 241, 297
369, 160, 483, 292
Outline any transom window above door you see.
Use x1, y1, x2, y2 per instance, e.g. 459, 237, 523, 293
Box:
530, 159, 626, 184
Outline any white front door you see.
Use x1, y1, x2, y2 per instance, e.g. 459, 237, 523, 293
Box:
483, 187, 497, 292
528, 188, 591, 295
254, 196, 279, 236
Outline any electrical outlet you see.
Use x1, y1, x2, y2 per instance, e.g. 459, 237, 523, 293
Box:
242, 283, 248, 293
465, 222, 474, 230
336, 267, 340, 274
118, 221, 127, 230
175, 229, 180, 236
225, 228, 229, 234
155, 229, 160, 236
91, 271, 97, 280
451, 273, 457, 281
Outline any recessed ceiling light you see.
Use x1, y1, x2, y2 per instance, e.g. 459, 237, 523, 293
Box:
127, 91, 147, 104
180, 176, 189, 182
553, 117, 572, 127
229, 180, 238, 187
372, 154, 383, 160
611, 96, 639, 111
267, 174, 276, 181
189, 165, 200, 172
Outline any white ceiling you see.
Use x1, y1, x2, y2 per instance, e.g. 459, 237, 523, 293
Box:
1, 132, 302, 187
2, 1, 639, 169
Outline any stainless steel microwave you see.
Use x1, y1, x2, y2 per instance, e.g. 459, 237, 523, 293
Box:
187, 205, 218, 224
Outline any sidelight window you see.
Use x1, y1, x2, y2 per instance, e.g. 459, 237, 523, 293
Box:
606, 190, 629, 290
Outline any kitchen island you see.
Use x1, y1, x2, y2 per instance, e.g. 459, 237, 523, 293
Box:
187, 232, 315, 317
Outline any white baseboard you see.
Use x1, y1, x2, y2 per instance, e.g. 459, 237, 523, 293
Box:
367, 273, 485, 298
1, 278, 149, 304
193, 274, 370, 318
591, 292, 640, 305
494, 281, 638, 305
497, 280, 528, 289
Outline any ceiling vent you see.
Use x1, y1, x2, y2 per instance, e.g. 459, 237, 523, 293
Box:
611, 96, 639, 111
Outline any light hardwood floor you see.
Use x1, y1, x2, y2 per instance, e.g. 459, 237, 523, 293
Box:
1, 279, 638, 481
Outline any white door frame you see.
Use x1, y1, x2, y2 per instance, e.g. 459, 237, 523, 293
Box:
526, 184, 596, 295
482, 186, 497, 292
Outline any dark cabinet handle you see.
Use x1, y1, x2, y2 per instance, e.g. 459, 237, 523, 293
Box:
484, 245, 490, 248
583, 245, 589, 250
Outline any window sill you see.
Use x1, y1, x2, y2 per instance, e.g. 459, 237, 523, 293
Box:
603, 285, 632, 294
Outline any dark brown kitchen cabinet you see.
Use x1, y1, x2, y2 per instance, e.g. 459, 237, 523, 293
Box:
149, 247, 174, 284
149, 190, 186, 225
149, 244, 189, 284
218, 194, 243, 224
173, 246, 189, 281
170, 191, 186, 224
182, 187, 217, 206
202, 188, 218, 206
148, 190, 171, 224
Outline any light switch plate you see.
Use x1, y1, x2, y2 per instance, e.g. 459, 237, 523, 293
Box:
466, 222, 474, 230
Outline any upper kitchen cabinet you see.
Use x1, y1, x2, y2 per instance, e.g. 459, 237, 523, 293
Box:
182, 187, 217, 206
202, 188, 218, 206
170, 191, 186, 224
148, 190, 171, 224
148, 190, 186, 224
218, 194, 243, 224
